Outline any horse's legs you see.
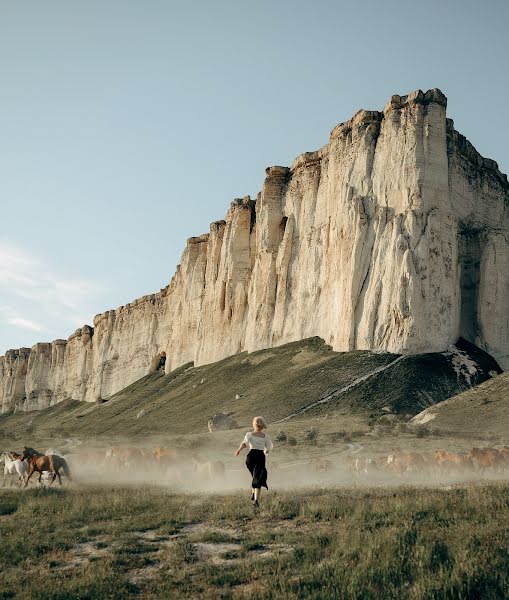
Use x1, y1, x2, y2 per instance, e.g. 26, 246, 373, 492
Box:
54, 470, 61, 486
25, 470, 34, 488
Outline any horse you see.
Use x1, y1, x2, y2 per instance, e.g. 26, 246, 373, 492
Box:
22, 446, 43, 458
192, 456, 225, 480
309, 457, 334, 472
105, 446, 144, 470
469, 447, 504, 474
22, 451, 72, 487
434, 450, 474, 476
1, 452, 28, 487
153, 446, 180, 466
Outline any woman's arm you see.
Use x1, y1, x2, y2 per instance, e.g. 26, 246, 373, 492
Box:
265, 434, 273, 454
235, 443, 247, 456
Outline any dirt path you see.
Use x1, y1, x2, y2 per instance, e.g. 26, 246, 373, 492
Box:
277, 442, 363, 469
64, 437, 82, 450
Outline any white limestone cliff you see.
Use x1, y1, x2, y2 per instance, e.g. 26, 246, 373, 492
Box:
1, 88, 508, 413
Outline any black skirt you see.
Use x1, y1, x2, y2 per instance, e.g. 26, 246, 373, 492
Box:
246, 449, 268, 489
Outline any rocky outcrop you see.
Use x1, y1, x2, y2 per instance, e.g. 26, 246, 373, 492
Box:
207, 412, 239, 432
2, 88, 508, 413
0, 348, 30, 412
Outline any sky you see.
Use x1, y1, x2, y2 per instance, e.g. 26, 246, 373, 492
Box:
0, 0, 508, 353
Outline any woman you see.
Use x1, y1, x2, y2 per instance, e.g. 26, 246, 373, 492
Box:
235, 416, 273, 507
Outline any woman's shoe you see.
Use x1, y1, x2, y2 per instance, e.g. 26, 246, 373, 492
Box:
253, 500, 260, 508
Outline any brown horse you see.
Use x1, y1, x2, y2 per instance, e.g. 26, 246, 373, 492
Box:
22, 450, 72, 487
22, 446, 43, 458
309, 457, 334, 472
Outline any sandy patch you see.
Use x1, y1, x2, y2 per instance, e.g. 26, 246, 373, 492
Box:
289, 349, 330, 370
195, 542, 241, 563
242, 352, 276, 366
412, 411, 437, 425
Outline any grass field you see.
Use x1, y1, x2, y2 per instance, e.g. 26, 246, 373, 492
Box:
1, 484, 509, 599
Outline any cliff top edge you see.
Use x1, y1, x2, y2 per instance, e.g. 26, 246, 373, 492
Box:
1, 87, 507, 361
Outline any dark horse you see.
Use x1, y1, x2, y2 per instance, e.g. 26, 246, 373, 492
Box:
21, 447, 72, 487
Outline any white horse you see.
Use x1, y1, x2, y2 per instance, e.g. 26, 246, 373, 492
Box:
1, 452, 28, 487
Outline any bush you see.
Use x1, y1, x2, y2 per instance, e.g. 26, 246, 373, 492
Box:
303, 427, 319, 442
415, 424, 430, 438
327, 431, 347, 443
396, 422, 411, 434
275, 430, 287, 442
372, 424, 395, 438
287, 436, 297, 446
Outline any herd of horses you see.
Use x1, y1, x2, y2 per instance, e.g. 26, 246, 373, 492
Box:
1, 447, 72, 487
103, 445, 226, 482
0, 444, 224, 488
343, 447, 509, 478
3, 444, 509, 489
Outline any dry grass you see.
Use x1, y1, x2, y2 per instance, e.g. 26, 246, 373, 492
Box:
1, 483, 509, 599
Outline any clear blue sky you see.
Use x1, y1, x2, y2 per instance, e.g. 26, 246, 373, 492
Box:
1, 0, 507, 353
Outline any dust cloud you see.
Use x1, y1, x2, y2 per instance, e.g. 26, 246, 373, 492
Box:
4, 436, 508, 493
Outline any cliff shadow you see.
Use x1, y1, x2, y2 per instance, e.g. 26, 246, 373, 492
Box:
458, 230, 481, 344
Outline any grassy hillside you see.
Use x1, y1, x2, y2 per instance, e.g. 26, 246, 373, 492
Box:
412, 370, 509, 437
0, 337, 500, 444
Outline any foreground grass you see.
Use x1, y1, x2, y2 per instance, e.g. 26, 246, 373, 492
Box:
1, 484, 509, 599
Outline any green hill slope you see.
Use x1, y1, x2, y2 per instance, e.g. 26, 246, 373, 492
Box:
0, 337, 500, 443
412, 370, 509, 436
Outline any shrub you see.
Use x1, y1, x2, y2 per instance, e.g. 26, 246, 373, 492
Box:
303, 427, 319, 442
172, 540, 198, 565
429, 540, 454, 572
287, 436, 297, 446
415, 424, 430, 438
327, 431, 347, 443
275, 430, 287, 442
396, 422, 411, 434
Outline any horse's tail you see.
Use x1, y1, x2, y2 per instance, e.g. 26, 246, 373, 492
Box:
60, 458, 72, 482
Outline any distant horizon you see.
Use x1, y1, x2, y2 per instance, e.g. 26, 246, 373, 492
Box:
1, 0, 508, 353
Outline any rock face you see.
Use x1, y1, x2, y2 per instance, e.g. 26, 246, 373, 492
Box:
1, 88, 508, 414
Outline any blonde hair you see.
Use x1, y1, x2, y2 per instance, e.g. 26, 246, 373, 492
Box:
253, 416, 267, 431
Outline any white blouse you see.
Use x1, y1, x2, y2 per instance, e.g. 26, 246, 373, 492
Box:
242, 431, 273, 453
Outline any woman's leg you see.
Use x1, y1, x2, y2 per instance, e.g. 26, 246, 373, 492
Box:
254, 487, 261, 502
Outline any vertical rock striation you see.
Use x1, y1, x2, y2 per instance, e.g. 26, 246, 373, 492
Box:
1, 88, 508, 413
